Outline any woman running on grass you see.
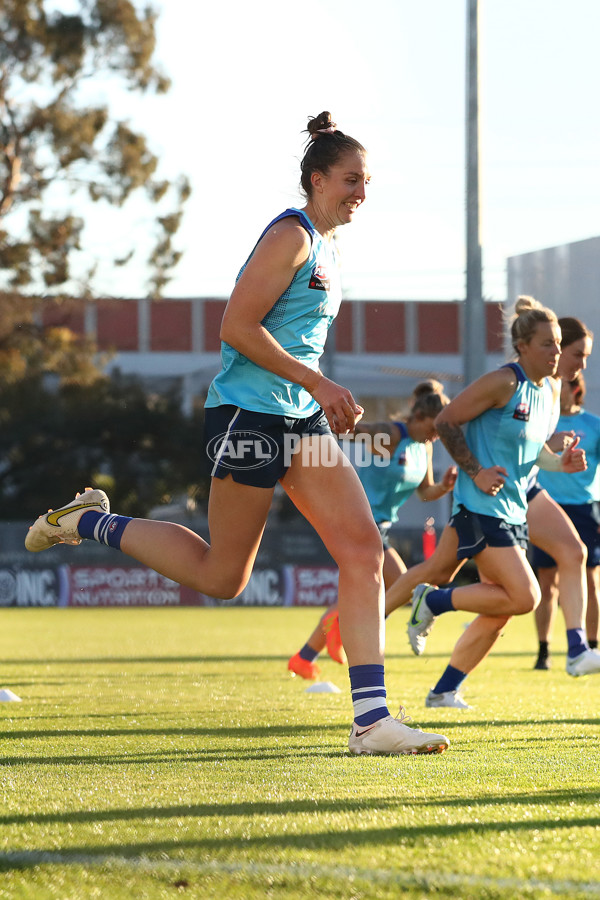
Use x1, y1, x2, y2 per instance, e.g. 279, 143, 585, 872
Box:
381, 314, 598, 699
405, 297, 587, 709
532, 371, 600, 667
24, 111, 449, 757
288, 380, 456, 679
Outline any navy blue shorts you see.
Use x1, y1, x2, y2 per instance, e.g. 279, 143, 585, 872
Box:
449, 505, 529, 560
204, 405, 332, 488
531, 502, 600, 569
526, 481, 543, 503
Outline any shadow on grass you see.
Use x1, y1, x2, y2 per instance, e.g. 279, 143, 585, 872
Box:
0, 725, 595, 767
2, 656, 300, 665
2, 803, 600, 871
3, 672, 236, 689
2, 714, 599, 743
0, 738, 589, 767
1, 786, 599, 828
0, 723, 345, 741
0, 749, 347, 766
1, 649, 549, 665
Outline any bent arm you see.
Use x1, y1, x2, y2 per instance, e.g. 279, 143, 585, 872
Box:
220, 220, 318, 388
220, 218, 361, 433
434, 421, 481, 479
417, 460, 458, 501
434, 369, 516, 491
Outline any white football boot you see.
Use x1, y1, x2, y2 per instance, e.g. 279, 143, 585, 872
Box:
425, 689, 472, 709
566, 648, 600, 677
407, 583, 437, 655
349, 708, 449, 755
25, 488, 109, 552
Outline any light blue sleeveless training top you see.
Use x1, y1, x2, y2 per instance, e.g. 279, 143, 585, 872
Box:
359, 422, 429, 524
538, 409, 600, 504
205, 208, 342, 417
453, 363, 555, 524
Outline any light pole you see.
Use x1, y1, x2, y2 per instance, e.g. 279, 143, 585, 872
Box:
464, 0, 486, 385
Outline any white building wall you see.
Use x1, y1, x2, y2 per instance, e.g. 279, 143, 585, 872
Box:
508, 235, 600, 413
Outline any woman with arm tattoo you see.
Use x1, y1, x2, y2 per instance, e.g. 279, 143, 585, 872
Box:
406, 296, 589, 710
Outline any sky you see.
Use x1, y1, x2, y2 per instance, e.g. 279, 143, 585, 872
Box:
87, 0, 600, 304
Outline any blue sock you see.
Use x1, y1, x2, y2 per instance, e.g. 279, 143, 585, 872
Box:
433, 664, 467, 695
78, 510, 132, 550
424, 587, 455, 616
299, 643, 319, 662
566, 628, 589, 659
349, 664, 390, 726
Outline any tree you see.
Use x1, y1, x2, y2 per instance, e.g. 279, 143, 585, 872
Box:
0, 290, 107, 384
0, 0, 190, 298
0, 291, 211, 518
0, 367, 210, 520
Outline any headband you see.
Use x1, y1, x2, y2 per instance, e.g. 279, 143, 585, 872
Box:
311, 124, 337, 139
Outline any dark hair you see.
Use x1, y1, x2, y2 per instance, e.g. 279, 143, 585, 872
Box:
567, 372, 586, 406
300, 111, 366, 198
409, 380, 449, 419
558, 316, 593, 349
509, 295, 558, 353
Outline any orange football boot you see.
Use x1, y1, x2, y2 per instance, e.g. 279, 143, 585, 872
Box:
288, 652, 321, 680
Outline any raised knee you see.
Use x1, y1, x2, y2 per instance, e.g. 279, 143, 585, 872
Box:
555, 536, 587, 568
569, 540, 587, 567
515, 584, 541, 615
208, 571, 250, 600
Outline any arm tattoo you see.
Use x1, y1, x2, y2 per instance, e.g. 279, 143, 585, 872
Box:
436, 421, 482, 479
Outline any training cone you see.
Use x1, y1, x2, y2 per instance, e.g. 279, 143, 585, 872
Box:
305, 681, 341, 694
0, 689, 22, 702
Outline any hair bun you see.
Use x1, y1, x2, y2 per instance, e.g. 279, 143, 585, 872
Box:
413, 379, 444, 398
515, 295, 542, 316
509, 295, 558, 352
306, 111, 337, 140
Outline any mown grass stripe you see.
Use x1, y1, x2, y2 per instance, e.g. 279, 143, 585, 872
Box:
1, 853, 600, 897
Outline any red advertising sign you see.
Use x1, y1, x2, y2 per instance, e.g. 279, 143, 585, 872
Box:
66, 566, 205, 607
286, 566, 339, 606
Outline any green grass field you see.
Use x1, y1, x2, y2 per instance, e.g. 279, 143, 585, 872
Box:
1, 605, 600, 900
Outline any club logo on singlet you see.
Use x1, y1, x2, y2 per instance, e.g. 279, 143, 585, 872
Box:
513, 401, 530, 421
308, 265, 330, 291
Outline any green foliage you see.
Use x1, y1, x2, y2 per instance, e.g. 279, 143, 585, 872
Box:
0, 370, 209, 519
0, 0, 190, 295
0, 292, 210, 518
0, 291, 104, 384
